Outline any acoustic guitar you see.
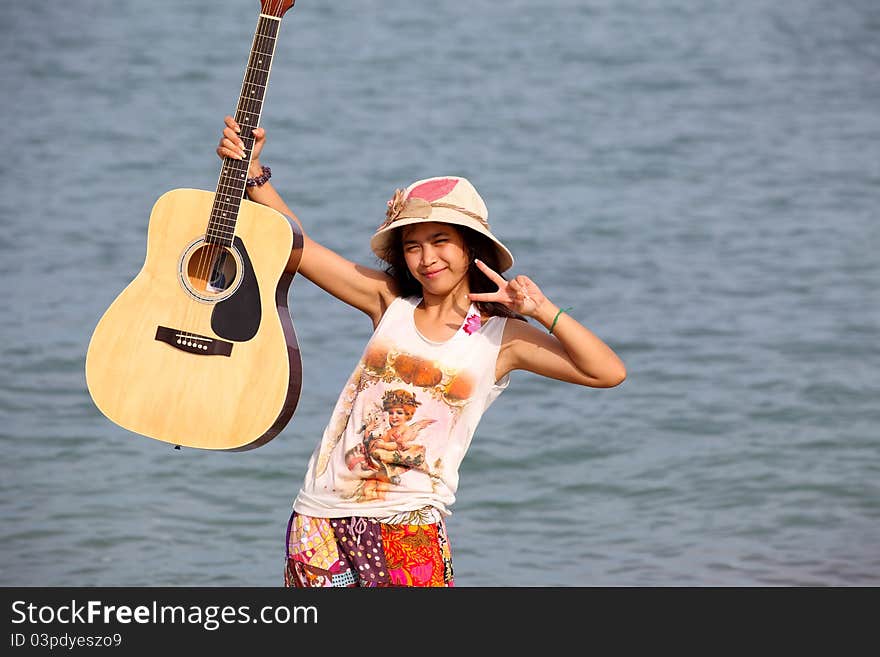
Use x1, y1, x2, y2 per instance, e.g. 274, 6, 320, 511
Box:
86, 0, 303, 451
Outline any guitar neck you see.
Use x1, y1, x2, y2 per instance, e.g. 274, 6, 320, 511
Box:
207, 12, 284, 245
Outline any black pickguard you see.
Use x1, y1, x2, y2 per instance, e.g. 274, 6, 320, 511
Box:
211, 236, 260, 341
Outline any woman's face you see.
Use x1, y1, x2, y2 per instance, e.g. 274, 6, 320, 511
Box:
401, 222, 470, 295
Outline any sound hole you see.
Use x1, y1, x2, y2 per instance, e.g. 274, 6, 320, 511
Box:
186, 243, 238, 295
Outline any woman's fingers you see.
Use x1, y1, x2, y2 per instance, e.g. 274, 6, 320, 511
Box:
510, 278, 531, 302
471, 260, 544, 316
509, 279, 522, 299
474, 259, 507, 286
514, 275, 532, 292
474, 259, 528, 307
218, 116, 244, 159
217, 136, 246, 160
250, 127, 265, 160
218, 117, 266, 161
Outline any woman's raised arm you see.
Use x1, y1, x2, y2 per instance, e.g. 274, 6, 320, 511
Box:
216, 116, 398, 325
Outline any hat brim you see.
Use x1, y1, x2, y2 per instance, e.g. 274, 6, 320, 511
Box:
370, 210, 514, 273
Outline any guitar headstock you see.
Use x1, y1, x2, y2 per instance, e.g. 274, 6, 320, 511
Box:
260, 0, 296, 19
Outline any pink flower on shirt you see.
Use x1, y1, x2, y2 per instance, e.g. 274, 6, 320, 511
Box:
463, 313, 481, 335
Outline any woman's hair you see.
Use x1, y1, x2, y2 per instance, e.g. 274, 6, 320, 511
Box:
380, 225, 526, 321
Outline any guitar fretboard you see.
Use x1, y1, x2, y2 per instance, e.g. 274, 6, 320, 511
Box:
207, 14, 281, 246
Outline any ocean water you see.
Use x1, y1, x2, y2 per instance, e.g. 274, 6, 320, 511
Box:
1, 0, 878, 586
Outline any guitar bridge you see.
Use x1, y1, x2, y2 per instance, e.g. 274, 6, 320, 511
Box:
155, 326, 233, 357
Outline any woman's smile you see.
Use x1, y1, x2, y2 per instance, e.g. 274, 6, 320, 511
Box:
421, 267, 447, 280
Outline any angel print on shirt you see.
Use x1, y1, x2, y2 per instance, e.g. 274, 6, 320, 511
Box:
346, 388, 437, 501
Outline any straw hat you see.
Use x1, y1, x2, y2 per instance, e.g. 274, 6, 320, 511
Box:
370, 176, 514, 272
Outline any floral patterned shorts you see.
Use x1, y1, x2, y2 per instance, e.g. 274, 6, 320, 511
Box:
283, 510, 454, 587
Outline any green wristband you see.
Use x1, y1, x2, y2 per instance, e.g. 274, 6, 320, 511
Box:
548, 307, 573, 335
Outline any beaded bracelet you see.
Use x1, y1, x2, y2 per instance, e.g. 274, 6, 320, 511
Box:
548, 307, 573, 335
246, 165, 272, 187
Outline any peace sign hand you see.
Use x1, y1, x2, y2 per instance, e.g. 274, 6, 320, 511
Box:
468, 259, 545, 317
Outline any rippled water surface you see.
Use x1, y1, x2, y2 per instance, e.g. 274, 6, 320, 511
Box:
2, 0, 879, 586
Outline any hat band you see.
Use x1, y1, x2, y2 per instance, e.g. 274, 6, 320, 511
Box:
380, 192, 490, 231
429, 202, 489, 228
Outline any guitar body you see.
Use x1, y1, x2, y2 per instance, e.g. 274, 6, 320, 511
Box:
86, 188, 304, 451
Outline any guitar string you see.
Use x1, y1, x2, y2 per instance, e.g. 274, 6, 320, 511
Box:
185, 24, 260, 344
184, 16, 277, 347
178, 17, 242, 345
192, 22, 265, 303
190, 2, 283, 296
194, 16, 273, 332
191, 6, 286, 344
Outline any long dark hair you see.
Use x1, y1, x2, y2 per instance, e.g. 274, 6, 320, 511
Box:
380, 224, 526, 321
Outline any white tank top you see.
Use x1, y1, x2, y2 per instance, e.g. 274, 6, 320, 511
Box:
293, 296, 510, 520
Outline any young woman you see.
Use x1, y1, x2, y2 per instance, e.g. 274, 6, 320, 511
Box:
217, 116, 626, 587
